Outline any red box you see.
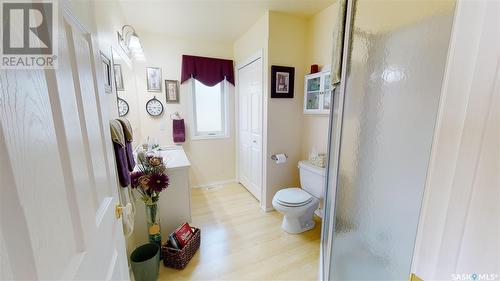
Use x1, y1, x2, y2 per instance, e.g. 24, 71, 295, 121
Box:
174, 223, 194, 248
310, 64, 319, 74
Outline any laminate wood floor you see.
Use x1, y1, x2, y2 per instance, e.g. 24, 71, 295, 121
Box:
158, 183, 321, 281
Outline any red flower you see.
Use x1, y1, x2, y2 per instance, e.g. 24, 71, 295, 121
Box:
149, 173, 169, 193
130, 171, 144, 188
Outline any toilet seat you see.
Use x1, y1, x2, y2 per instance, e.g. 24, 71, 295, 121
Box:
275, 188, 313, 207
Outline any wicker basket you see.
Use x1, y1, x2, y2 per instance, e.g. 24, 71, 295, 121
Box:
162, 228, 201, 269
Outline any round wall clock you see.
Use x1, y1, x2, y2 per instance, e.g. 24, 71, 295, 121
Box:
117, 97, 129, 117
146, 97, 164, 117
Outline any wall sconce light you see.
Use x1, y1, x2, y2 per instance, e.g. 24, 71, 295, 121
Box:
117, 25, 144, 59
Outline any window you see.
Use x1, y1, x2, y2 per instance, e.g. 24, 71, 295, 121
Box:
191, 79, 228, 139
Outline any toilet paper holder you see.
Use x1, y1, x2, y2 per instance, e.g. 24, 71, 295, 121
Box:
271, 154, 288, 161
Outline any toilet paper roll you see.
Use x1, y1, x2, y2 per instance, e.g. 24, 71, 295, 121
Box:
275, 153, 287, 164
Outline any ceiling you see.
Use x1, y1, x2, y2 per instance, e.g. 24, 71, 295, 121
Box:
117, 0, 335, 43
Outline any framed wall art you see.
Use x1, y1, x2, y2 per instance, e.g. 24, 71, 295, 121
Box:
165, 80, 180, 103
271, 65, 295, 98
114, 64, 124, 91
146, 67, 162, 92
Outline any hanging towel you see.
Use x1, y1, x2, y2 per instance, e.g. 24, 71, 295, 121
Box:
110, 119, 125, 147
118, 117, 133, 143
173, 119, 185, 143
110, 120, 130, 187
331, 0, 348, 87
117, 118, 136, 172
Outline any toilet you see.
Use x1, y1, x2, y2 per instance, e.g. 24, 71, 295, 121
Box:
272, 161, 326, 234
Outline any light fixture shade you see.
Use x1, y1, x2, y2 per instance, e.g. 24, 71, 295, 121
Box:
128, 34, 142, 51
131, 49, 145, 61
119, 25, 144, 60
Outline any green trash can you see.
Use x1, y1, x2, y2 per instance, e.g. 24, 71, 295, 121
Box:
130, 243, 160, 281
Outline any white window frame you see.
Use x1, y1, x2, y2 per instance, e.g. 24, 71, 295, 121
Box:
190, 79, 230, 140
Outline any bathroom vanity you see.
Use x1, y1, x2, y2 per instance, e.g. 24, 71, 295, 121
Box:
131, 146, 191, 246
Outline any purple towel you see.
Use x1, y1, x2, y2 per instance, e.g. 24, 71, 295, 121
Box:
113, 142, 131, 187
173, 119, 185, 143
116, 118, 136, 171
125, 142, 135, 172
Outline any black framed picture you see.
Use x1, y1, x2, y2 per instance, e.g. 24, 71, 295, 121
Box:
271, 65, 295, 98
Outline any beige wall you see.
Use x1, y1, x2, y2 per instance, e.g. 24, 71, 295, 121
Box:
233, 12, 269, 65
70, 0, 128, 120
302, 3, 337, 159
132, 33, 235, 187
234, 9, 335, 210
93, 1, 143, 146
265, 12, 308, 209
69, 0, 143, 145
233, 12, 270, 208
75, 0, 336, 208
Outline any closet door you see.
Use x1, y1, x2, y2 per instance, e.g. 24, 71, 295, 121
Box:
238, 57, 263, 201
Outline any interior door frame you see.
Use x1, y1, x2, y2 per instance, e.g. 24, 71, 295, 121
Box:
235, 49, 265, 206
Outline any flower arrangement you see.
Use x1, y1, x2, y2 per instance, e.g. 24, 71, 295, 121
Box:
130, 153, 169, 205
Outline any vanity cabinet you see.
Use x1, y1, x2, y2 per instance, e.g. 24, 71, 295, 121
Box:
304, 71, 332, 115
131, 146, 191, 247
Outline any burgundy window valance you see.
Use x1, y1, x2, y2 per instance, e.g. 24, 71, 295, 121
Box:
181, 55, 235, 86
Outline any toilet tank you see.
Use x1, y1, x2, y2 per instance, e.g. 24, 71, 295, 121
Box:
299, 161, 326, 199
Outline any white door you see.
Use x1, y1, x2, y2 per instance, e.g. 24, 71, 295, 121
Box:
238, 57, 263, 201
412, 0, 500, 278
0, 6, 129, 281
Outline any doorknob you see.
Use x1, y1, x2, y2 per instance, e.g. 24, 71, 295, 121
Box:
115, 204, 124, 219
253, 140, 257, 143
115, 203, 132, 219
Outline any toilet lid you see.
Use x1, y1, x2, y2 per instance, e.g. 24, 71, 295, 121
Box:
276, 188, 313, 207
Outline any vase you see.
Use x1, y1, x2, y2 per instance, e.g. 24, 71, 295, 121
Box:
145, 202, 161, 247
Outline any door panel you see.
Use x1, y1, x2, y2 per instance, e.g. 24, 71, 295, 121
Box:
68, 23, 111, 207
238, 57, 262, 201
239, 76, 251, 188
328, 1, 456, 280
0, 68, 80, 280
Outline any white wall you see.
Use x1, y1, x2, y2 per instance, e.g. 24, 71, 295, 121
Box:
412, 1, 500, 279
131, 33, 236, 187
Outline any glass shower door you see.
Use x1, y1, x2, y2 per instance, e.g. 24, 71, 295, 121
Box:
325, 0, 456, 280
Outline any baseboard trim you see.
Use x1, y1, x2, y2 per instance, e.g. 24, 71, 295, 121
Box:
191, 179, 237, 189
